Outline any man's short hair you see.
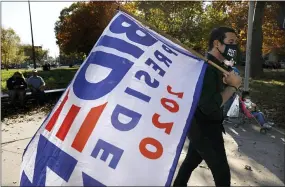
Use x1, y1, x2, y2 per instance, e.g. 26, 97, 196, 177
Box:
208, 27, 237, 50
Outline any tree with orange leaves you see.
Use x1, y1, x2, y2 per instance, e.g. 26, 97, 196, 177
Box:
55, 2, 117, 56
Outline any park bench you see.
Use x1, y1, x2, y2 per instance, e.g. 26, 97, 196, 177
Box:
1, 88, 66, 105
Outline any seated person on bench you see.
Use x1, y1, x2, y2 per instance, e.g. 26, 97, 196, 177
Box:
6, 71, 27, 107
241, 91, 273, 128
27, 69, 46, 104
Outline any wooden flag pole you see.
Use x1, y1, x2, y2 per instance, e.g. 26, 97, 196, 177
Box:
116, 4, 228, 74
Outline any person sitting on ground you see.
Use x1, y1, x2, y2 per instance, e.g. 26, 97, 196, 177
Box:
6, 71, 27, 107
241, 91, 274, 128
27, 69, 46, 105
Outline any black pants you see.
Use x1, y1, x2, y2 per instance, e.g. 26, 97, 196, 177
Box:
173, 132, 230, 186
31, 89, 45, 105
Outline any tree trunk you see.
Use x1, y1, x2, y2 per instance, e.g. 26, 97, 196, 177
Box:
250, 1, 265, 78
145, 11, 150, 21
4, 54, 8, 69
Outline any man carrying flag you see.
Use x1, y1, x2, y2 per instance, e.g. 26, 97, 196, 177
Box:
20, 9, 242, 186
174, 27, 242, 186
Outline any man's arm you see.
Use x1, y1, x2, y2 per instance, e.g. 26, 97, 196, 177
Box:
198, 67, 224, 116
21, 78, 28, 89
40, 77, 46, 86
221, 71, 242, 106
220, 86, 236, 106
39, 77, 46, 90
6, 78, 13, 90
198, 68, 239, 116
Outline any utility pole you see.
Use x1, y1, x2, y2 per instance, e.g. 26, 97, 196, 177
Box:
244, 1, 255, 91
28, 0, 36, 69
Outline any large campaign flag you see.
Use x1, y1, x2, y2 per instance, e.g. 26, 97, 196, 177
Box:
20, 11, 207, 186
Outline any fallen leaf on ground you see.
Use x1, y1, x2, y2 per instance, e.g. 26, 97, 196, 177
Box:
245, 165, 252, 171
199, 165, 209, 170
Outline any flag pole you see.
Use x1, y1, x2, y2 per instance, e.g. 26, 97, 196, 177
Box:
116, 4, 228, 74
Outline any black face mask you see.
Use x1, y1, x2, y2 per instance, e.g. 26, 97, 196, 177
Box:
217, 43, 238, 61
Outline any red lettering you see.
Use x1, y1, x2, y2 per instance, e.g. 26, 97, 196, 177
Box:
167, 85, 184, 98
45, 90, 69, 131
161, 98, 179, 113
139, 137, 163, 159
56, 105, 81, 141
72, 103, 107, 152
152, 113, 173, 135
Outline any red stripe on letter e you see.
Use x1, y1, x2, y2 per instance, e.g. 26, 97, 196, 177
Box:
45, 90, 69, 131
72, 103, 107, 152
56, 105, 81, 141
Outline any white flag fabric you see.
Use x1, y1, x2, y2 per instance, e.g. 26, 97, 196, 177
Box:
227, 95, 240, 118
20, 11, 207, 186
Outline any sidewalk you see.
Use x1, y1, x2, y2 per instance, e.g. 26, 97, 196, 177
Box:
1, 112, 284, 186
1, 111, 45, 186
174, 124, 285, 186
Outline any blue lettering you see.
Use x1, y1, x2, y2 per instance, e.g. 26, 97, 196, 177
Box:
73, 51, 133, 100
154, 50, 172, 68
109, 14, 157, 47
162, 44, 178, 56
145, 58, 165, 77
91, 139, 124, 169
125, 87, 151, 102
96, 35, 144, 59
20, 135, 77, 186
135, 70, 159, 88
82, 172, 105, 187
111, 104, 142, 131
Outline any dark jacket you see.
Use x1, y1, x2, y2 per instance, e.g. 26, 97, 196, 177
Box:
7, 77, 27, 90
189, 53, 231, 139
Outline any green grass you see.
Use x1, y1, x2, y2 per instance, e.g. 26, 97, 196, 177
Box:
2, 66, 284, 127
1, 67, 79, 93
237, 67, 285, 127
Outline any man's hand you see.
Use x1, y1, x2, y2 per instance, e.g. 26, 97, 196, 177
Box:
39, 85, 45, 91
223, 71, 242, 88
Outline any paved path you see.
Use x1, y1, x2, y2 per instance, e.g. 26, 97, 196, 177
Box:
1, 112, 284, 186
174, 124, 285, 186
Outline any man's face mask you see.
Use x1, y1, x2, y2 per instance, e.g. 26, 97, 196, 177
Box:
224, 59, 235, 67
245, 98, 251, 103
218, 42, 238, 61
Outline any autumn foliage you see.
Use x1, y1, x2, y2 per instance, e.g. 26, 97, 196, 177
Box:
55, 2, 117, 56
213, 1, 285, 54
55, 1, 285, 67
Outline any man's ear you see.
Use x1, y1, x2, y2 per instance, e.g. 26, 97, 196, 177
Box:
213, 40, 220, 48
